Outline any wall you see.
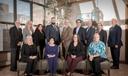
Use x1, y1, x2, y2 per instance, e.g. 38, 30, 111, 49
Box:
125, 5, 128, 63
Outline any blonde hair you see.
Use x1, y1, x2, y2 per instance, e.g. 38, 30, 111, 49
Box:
25, 35, 33, 44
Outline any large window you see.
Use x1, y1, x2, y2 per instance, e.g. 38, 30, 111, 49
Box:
17, 0, 30, 24
115, 0, 125, 20
79, 1, 93, 20
33, 4, 44, 25
0, 0, 14, 22
79, 0, 125, 22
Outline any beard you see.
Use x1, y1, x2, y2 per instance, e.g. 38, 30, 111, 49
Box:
51, 22, 55, 25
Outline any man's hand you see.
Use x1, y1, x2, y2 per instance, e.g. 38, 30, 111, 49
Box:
115, 45, 118, 48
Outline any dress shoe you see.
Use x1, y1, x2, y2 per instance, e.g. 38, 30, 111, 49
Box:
10, 69, 17, 72
111, 66, 119, 69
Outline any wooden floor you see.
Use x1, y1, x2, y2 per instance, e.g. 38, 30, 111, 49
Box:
0, 64, 128, 76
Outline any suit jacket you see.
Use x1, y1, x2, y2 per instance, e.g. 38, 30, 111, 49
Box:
61, 26, 73, 50
9, 26, 23, 48
45, 24, 61, 43
108, 25, 123, 47
73, 27, 86, 45
85, 26, 95, 46
98, 29, 107, 45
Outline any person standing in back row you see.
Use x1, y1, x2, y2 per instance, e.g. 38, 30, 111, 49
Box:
85, 20, 95, 47
23, 21, 34, 42
97, 23, 107, 45
108, 18, 123, 69
61, 19, 73, 58
33, 24, 45, 59
9, 20, 23, 71
45, 17, 61, 45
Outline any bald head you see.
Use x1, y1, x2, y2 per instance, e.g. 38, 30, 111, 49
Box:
111, 18, 118, 26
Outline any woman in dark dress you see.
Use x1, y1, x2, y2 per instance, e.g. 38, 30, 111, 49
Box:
44, 37, 59, 76
66, 34, 84, 76
20, 35, 38, 76
33, 24, 45, 59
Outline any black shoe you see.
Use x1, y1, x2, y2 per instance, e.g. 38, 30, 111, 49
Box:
101, 70, 105, 74
111, 66, 119, 69
10, 69, 16, 72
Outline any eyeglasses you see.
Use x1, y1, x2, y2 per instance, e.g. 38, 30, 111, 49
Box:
76, 21, 81, 23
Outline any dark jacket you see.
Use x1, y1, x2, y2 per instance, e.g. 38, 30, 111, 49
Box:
9, 26, 23, 48
20, 44, 38, 62
98, 29, 107, 45
33, 30, 45, 47
45, 24, 61, 44
85, 26, 95, 46
67, 42, 84, 57
73, 27, 86, 45
108, 25, 123, 47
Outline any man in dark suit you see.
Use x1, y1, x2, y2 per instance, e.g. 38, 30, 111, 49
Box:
108, 19, 123, 69
9, 20, 23, 71
45, 17, 61, 45
85, 20, 95, 46
73, 19, 86, 58
73, 19, 86, 45
97, 23, 107, 45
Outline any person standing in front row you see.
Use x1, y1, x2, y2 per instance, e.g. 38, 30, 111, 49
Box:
108, 19, 123, 69
66, 34, 84, 76
33, 24, 45, 59
45, 37, 59, 76
9, 20, 23, 71
88, 33, 107, 76
45, 17, 61, 45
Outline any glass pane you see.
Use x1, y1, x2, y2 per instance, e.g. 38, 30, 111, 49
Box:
32, 0, 44, 5
33, 4, 44, 25
95, 0, 116, 21
115, 0, 125, 20
79, 1, 94, 20
17, 0, 30, 24
0, 0, 14, 22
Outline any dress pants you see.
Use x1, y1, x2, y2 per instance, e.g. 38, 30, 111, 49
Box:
10, 46, 20, 71
110, 47, 120, 68
25, 59, 37, 75
38, 45, 44, 59
67, 56, 83, 73
47, 58, 58, 75
90, 57, 107, 76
